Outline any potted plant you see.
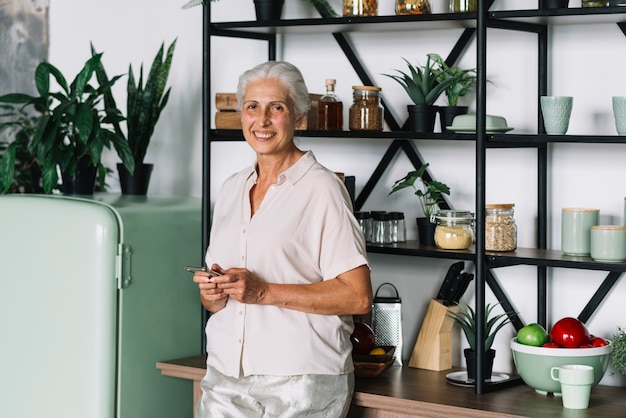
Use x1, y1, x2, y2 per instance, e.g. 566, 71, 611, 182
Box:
611, 326, 626, 377
95, 40, 176, 195
382, 54, 463, 133
447, 302, 513, 380
429, 53, 477, 134
389, 162, 450, 246
0, 52, 134, 195
182, 0, 338, 19
0, 104, 48, 194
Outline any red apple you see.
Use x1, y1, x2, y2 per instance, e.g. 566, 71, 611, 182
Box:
550, 317, 590, 348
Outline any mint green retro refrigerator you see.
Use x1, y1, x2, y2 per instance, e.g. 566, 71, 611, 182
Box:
0, 194, 202, 418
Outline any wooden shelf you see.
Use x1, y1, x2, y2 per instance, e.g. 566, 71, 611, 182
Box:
157, 355, 626, 418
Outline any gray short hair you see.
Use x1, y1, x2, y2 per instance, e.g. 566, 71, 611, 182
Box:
236, 61, 311, 117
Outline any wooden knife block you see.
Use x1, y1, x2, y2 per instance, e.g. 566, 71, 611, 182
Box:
409, 299, 459, 371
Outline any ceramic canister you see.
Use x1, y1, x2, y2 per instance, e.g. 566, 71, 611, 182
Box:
561, 208, 599, 256
590, 225, 626, 262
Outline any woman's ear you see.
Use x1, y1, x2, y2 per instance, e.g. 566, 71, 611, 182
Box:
295, 113, 308, 130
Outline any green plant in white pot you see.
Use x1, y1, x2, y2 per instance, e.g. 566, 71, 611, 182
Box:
0, 52, 134, 195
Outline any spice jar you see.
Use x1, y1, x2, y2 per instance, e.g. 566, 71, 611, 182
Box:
371, 211, 391, 244
354, 211, 372, 242
395, 0, 431, 15
389, 212, 406, 243
344, 0, 378, 16
434, 210, 474, 250
349, 86, 384, 131
449, 0, 476, 12
485, 203, 517, 251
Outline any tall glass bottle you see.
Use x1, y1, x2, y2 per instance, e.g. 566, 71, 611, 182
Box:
318, 79, 343, 131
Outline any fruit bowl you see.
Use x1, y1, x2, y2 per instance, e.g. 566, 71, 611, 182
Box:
510, 338, 612, 395
353, 346, 395, 378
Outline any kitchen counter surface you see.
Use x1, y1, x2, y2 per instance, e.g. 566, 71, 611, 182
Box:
157, 355, 626, 418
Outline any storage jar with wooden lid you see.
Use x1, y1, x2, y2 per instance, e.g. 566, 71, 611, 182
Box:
485, 203, 517, 251
349, 85, 384, 131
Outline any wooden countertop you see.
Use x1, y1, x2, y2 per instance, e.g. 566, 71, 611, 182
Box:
156, 355, 626, 418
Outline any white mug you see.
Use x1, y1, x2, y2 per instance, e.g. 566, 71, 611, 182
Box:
550, 364, 594, 409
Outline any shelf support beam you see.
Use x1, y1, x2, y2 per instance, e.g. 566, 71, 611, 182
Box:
578, 271, 624, 324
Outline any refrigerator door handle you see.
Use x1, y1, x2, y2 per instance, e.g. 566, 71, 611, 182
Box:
117, 243, 132, 289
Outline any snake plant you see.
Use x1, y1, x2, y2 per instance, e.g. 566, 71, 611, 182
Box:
95, 39, 176, 167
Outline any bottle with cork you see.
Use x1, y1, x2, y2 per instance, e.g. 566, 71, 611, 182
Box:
318, 79, 343, 131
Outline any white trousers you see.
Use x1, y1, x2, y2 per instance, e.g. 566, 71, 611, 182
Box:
196, 365, 354, 418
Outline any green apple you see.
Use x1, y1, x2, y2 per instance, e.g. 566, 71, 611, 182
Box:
517, 323, 548, 346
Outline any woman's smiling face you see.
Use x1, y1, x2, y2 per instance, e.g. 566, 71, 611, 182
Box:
241, 78, 303, 157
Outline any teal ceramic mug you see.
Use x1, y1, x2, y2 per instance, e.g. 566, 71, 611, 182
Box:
541, 96, 573, 135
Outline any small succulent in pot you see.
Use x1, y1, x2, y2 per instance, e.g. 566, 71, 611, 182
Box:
447, 302, 513, 352
382, 54, 463, 106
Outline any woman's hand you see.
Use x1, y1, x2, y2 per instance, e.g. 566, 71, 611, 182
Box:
193, 264, 229, 313
210, 268, 268, 304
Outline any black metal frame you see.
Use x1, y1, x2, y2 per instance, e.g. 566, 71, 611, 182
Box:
201, 3, 626, 394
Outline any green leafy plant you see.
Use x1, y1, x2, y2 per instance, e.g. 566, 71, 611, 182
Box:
182, 0, 339, 17
382, 54, 464, 106
447, 302, 513, 352
0, 52, 134, 193
611, 326, 626, 376
95, 39, 176, 167
389, 162, 450, 219
0, 104, 46, 193
429, 53, 477, 107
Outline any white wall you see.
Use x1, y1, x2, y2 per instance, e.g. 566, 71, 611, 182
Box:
50, 0, 626, 386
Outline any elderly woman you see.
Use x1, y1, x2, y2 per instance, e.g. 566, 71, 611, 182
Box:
193, 61, 372, 417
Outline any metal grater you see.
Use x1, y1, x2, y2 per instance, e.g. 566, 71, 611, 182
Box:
371, 283, 403, 366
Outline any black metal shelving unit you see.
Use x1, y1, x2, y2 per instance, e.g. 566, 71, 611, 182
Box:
201, 3, 626, 396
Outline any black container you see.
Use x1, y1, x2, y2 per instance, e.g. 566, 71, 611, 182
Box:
539, 0, 569, 8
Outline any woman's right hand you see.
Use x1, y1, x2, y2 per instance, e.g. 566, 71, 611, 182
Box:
193, 264, 229, 313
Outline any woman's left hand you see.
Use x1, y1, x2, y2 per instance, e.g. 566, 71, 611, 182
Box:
211, 268, 268, 304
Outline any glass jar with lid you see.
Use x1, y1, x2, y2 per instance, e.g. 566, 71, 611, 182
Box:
449, 0, 475, 12
485, 203, 517, 251
344, 0, 378, 16
434, 210, 474, 250
395, 0, 431, 15
349, 86, 384, 131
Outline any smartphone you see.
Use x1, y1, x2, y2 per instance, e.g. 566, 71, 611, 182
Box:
184, 265, 222, 276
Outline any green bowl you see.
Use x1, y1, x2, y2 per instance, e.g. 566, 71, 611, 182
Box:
510, 338, 612, 395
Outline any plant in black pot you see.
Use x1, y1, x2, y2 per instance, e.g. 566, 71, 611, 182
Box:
0, 104, 47, 194
429, 53, 477, 134
447, 302, 513, 381
182, 0, 338, 20
382, 55, 462, 133
0, 53, 133, 195
388, 162, 449, 246
96, 40, 176, 195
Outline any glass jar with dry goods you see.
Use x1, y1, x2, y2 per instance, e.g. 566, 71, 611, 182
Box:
434, 210, 474, 250
485, 203, 517, 251
395, 0, 431, 15
349, 86, 384, 131
344, 0, 377, 16
449, 0, 476, 12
